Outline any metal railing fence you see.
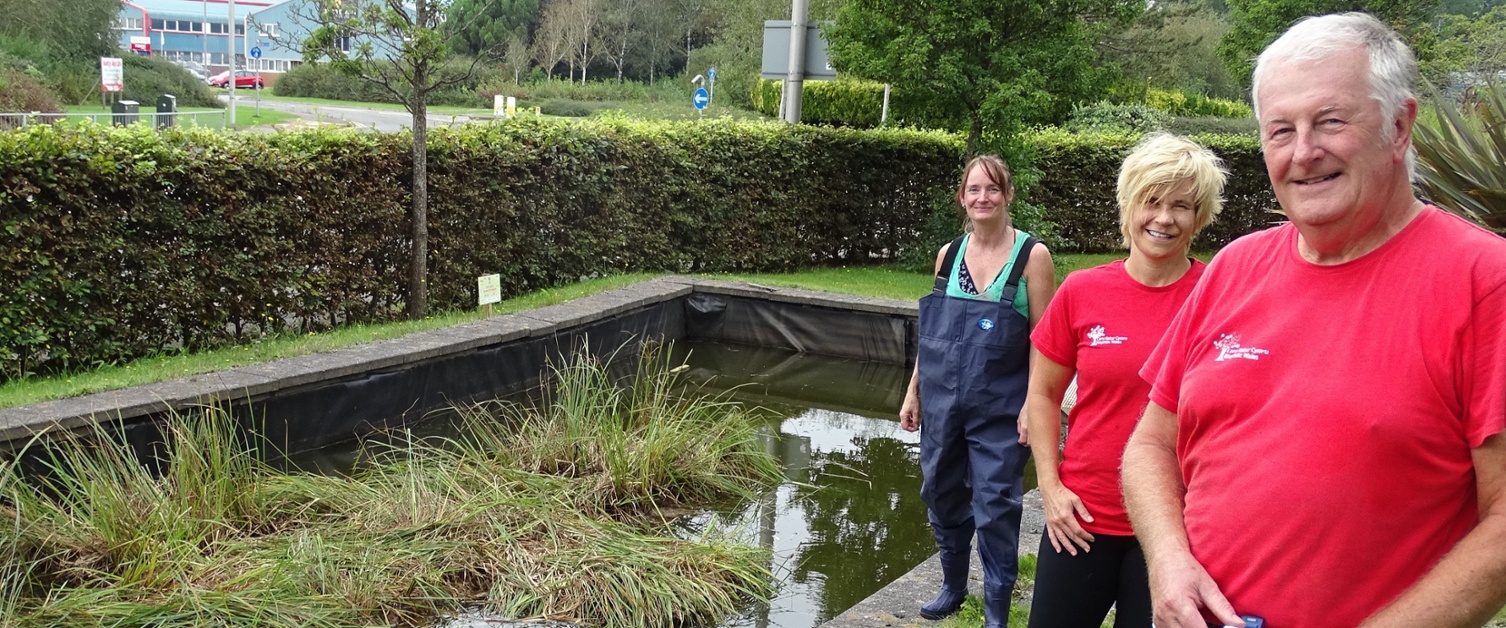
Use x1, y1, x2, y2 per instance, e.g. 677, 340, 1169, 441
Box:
0, 110, 231, 130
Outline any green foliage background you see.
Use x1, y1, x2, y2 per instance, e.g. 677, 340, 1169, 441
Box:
0, 118, 958, 379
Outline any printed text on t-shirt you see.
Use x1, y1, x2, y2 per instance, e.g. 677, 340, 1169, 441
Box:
1213, 333, 1269, 361
1086, 325, 1128, 347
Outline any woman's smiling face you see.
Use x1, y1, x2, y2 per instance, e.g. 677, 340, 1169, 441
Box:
1129, 181, 1198, 261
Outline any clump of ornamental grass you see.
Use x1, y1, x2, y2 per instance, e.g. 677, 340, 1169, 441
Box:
0, 344, 779, 628
452, 342, 783, 514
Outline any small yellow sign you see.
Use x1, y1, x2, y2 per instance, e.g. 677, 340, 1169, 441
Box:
478, 274, 502, 306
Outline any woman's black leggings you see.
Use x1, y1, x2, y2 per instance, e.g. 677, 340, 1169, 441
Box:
1027, 533, 1152, 628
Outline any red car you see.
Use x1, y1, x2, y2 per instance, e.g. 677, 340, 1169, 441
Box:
208, 70, 264, 89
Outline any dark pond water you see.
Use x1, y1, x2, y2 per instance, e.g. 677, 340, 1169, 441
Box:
671, 342, 935, 628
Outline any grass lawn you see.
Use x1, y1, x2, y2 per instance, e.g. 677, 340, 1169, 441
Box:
0, 255, 1137, 410
588, 99, 771, 121
239, 92, 493, 116
61, 103, 296, 129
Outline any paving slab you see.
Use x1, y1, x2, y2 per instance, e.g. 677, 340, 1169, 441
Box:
687, 278, 916, 317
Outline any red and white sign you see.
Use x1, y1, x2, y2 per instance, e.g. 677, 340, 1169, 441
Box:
129, 36, 151, 54
101, 57, 123, 93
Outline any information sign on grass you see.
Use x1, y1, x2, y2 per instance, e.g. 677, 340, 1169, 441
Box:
100, 57, 123, 93
478, 274, 502, 314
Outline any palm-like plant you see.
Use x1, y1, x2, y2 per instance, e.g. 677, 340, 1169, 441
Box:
1414, 80, 1506, 232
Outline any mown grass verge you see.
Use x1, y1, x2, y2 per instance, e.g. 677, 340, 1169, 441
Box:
0, 344, 781, 627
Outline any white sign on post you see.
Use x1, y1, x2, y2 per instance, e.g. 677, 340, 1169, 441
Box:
100, 57, 124, 93
478, 274, 502, 307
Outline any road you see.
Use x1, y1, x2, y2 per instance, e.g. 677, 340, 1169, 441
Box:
222, 93, 495, 133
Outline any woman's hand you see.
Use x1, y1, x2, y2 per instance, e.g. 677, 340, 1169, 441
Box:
900, 389, 921, 432
1016, 413, 1030, 445
1041, 482, 1095, 555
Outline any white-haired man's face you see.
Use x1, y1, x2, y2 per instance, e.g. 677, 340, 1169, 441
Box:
1256, 46, 1410, 233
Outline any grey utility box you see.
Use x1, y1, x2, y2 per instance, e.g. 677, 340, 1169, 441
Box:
155, 94, 176, 129
111, 100, 139, 127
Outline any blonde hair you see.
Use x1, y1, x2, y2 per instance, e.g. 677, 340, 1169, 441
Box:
957, 154, 1015, 231
1117, 133, 1229, 248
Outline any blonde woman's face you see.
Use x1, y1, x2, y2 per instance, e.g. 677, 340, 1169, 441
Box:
1130, 181, 1198, 261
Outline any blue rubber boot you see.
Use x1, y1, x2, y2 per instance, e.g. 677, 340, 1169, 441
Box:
983, 582, 1012, 628
918, 550, 969, 620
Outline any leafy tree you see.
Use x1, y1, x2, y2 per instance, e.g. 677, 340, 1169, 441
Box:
1216, 0, 1440, 87
1100, 2, 1244, 100
1426, 5, 1506, 82
1436, 0, 1505, 16
599, 0, 648, 82
0, 0, 117, 62
826, 0, 1141, 153
533, 1, 572, 79
445, 0, 540, 56
298, 0, 506, 320
563, 0, 600, 82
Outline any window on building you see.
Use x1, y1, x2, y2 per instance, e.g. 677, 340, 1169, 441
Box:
209, 22, 226, 34
151, 19, 164, 30
235, 24, 245, 35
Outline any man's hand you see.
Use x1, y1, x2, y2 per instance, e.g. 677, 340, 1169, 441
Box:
1149, 552, 1243, 628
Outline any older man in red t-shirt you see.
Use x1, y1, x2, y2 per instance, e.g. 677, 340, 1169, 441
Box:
1124, 12, 1506, 628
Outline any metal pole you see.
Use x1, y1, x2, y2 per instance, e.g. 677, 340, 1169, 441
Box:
881, 83, 890, 125
781, 0, 809, 124
228, 0, 236, 129
202, 0, 207, 64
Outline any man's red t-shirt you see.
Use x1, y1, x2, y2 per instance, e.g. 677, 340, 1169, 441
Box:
1140, 207, 1506, 627
1032, 258, 1205, 536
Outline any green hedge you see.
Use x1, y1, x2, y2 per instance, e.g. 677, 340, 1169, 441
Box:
751, 79, 956, 129
0, 118, 961, 379
1144, 87, 1252, 119
0, 120, 1279, 381
1027, 127, 1277, 253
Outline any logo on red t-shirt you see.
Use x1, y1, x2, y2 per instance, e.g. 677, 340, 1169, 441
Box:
1213, 333, 1270, 361
1086, 325, 1127, 347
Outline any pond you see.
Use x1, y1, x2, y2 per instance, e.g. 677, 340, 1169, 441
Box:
674, 341, 935, 628
281, 339, 948, 628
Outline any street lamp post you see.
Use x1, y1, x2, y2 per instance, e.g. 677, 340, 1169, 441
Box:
228, 0, 236, 129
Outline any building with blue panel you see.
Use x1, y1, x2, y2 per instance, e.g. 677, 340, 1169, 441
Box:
114, 0, 391, 82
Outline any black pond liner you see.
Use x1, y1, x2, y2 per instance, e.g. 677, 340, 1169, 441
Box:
0, 280, 918, 471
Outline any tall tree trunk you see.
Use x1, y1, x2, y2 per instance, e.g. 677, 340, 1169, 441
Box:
580, 40, 588, 82
616, 38, 627, 82
966, 114, 982, 157
406, 1, 430, 320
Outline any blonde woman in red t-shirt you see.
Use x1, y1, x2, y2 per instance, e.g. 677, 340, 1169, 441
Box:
1024, 133, 1227, 628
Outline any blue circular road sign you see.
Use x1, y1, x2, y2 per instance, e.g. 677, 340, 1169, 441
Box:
249, 46, 262, 59
707, 67, 717, 81
692, 87, 710, 110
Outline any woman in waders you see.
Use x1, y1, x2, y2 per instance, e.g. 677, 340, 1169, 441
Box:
900, 154, 1056, 627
